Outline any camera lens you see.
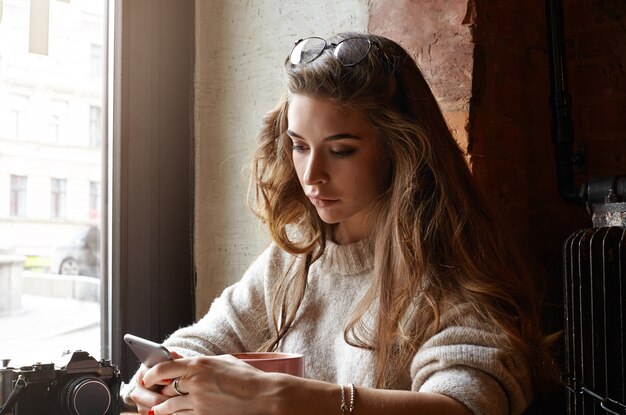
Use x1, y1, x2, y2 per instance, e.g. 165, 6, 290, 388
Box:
61, 375, 112, 415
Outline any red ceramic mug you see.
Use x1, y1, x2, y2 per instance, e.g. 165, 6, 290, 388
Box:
231, 352, 304, 377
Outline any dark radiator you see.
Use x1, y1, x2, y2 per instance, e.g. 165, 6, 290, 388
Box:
563, 211, 626, 415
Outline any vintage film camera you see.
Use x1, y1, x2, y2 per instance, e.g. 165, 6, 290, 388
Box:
0, 350, 121, 415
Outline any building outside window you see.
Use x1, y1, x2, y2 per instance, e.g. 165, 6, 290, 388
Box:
0, 0, 106, 365
51, 178, 67, 219
49, 99, 69, 144
4, 94, 30, 139
90, 44, 103, 78
90, 106, 102, 147
10, 175, 27, 217
90, 181, 100, 220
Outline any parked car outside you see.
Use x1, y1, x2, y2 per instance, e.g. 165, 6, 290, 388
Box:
49, 226, 100, 278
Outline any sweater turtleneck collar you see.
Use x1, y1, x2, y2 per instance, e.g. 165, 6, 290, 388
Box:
314, 237, 374, 276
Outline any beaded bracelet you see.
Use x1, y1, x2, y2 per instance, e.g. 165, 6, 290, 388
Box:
340, 383, 355, 414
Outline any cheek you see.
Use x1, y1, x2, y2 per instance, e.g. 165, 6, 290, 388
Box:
342, 167, 380, 202
363, 170, 386, 198
371, 145, 391, 190
357, 153, 389, 195
375, 156, 392, 189
292, 154, 306, 184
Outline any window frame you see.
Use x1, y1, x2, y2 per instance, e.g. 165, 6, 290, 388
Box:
106, 0, 195, 381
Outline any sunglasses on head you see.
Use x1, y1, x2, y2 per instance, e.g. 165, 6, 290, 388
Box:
287, 36, 389, 67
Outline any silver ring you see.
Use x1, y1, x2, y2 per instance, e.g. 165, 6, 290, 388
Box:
173, 377, 188, 396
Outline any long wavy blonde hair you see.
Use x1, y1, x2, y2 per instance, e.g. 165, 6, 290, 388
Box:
250, 32, 558, 392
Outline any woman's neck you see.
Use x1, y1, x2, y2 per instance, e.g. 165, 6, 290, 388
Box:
333, 223, 373, 245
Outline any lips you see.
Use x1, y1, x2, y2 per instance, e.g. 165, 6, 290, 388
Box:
307, 194, 338, 208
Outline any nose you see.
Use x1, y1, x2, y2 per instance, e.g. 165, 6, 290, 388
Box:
302, 150, 328, 185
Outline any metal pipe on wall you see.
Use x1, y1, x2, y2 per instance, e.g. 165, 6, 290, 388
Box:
545, 0, 585, 205
545, 0, 626, 210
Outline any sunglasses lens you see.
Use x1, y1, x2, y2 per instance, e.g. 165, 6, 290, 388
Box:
334, 38, 371, 66
290, 37, 327, 65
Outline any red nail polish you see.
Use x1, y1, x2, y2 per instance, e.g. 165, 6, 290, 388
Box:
148, 410, 155, 415
141, 379, 145, 387
163, 378, 173, 384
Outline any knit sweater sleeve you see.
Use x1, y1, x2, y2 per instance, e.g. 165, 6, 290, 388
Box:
410, 322, 534, 415
161, 244, 279, 356
120, 244, 280, 407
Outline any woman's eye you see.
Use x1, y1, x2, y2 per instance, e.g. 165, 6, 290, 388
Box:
331, 148, 356, 158
291, 143, 308, 153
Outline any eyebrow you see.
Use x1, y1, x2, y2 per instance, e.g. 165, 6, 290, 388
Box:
286, 129, 362, 141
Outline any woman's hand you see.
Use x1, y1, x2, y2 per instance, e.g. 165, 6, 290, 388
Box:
128, 364, 173, 415
140, 354, 474, 415
129, 351, 184, 415
141, 354, 284, 415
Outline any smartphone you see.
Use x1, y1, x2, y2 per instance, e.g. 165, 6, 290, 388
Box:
124, 333, 174, 367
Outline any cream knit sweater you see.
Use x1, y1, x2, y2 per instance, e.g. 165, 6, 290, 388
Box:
123, 239, 534, 415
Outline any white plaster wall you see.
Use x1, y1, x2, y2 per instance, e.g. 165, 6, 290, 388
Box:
194, 0, 369, 317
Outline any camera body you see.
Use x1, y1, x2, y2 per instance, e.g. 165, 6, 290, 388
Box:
0, 351, 120, 415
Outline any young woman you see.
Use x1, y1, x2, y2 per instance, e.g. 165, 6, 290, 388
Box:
124, 32, 557, 415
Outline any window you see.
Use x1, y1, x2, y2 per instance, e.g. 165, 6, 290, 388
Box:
90, 180, 100, 220
5, 93, 30, 139
0, 0, 106, 366
90, 44, 103, 77
51, 178, 67, 219
10, 175, 27, 217
90, 105, 102, 147
49, 99, 69, 143
0, 0, 194, 375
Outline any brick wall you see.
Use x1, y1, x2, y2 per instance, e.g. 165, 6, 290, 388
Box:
369, 0, 474, 150
470, 0, 586, 288
565, 0, 626, 176
471, 0, 625, 293
370, 0, 625, 294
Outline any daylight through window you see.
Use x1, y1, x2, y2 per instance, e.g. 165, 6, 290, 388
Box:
0, 0, 107, 366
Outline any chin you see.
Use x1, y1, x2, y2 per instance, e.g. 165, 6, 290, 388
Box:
315, 211, 341, 225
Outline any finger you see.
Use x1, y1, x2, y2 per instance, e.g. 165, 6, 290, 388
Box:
151, 395, 192, 415
151, 410, 193, 415
133, 365, 163, 392
130, 385, 169, 412
133, 364, 148, 383
151, 409, 194, 415
153, 378, 174, 387
161, 376, 189, 398
137, 405, 155, 415
142, 357, 196, 388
